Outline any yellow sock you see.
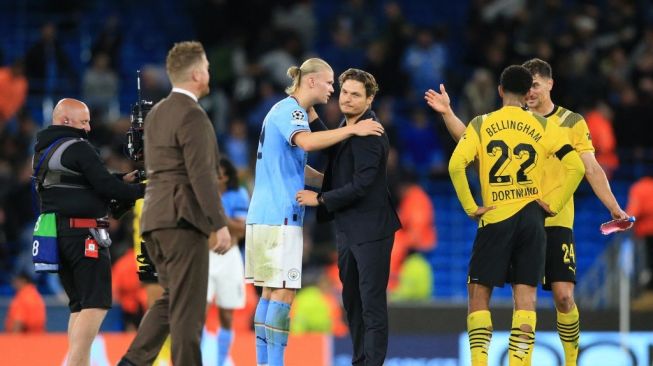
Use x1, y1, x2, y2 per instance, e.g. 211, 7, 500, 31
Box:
524, 346, 533, 366
557, 305, 580, 366
467, 310, 492, 366
153, 336, 171, 366
509, 310, 536, 366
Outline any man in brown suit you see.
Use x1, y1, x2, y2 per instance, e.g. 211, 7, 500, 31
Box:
119, 41, 231, 366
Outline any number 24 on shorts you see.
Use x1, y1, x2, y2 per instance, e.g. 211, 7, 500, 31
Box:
562, 243, 575, 264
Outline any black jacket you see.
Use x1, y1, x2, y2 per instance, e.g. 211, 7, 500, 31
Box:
33, 125, 144, 218
313, 110, 401, 245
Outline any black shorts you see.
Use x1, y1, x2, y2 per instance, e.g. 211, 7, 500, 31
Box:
468, 201, 546, 288
58, 234, 112, 312
542, 226, 576, 290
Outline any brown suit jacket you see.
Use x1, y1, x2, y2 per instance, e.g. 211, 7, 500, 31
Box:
141, 92, 227, 236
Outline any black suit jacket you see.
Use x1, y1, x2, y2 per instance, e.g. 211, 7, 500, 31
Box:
314, 110, 401, 245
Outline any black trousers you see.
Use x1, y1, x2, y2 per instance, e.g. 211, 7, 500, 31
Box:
337, 232, 394, 366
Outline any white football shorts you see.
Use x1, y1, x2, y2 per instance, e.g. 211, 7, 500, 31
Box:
207, 245, 246, 309
245, 224, 303, 289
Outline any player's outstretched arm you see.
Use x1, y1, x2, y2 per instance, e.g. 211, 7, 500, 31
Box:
425, 84, 466, 142
293, 119, 384, 152
581, 152, 629, 220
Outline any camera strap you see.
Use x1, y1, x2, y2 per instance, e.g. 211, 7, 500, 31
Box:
31, 137, 70, 215
33, 138, 69, 187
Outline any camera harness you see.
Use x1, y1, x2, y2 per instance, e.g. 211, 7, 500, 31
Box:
33, 138, 92, 192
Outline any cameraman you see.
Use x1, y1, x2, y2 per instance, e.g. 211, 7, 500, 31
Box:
33, 98, 144, 366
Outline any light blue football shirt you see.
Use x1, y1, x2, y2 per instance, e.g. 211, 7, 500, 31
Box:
246, 97, 309, 226
221, 187, 249, 220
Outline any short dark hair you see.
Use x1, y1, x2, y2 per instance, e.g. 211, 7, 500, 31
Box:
522, 58, 552, 79
338, 68, 379, 98
219, 157, 239, 191
499, 65, 533, 96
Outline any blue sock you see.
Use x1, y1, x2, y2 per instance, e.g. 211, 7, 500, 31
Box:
217, 328, 233, 366
254, 298, 270, 365
265, 300, 291, 366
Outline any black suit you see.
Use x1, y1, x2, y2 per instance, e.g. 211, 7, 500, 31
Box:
313, 110, 401, 366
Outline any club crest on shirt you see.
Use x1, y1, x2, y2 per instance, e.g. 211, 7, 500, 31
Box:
288, 268, 300, 281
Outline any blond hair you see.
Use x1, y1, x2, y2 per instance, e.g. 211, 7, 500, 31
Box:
285, 58, 332, 95
166, 41, 206, 84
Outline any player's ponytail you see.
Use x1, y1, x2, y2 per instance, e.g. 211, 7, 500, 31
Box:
285, 58, 332, 95
285, 66, 302, 94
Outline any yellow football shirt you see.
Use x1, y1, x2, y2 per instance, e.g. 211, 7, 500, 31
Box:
541, 106, 594, 228
449, 105, 584, 225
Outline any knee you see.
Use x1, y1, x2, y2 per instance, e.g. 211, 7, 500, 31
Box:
554, 291, 575, 313
360, 309, 387, 330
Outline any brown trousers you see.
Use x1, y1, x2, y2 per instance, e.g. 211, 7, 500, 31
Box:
124, 228, 209, 365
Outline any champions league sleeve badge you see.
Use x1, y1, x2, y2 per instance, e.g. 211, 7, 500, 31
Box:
291, 110, 308, 127
291, 110, 305, 120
